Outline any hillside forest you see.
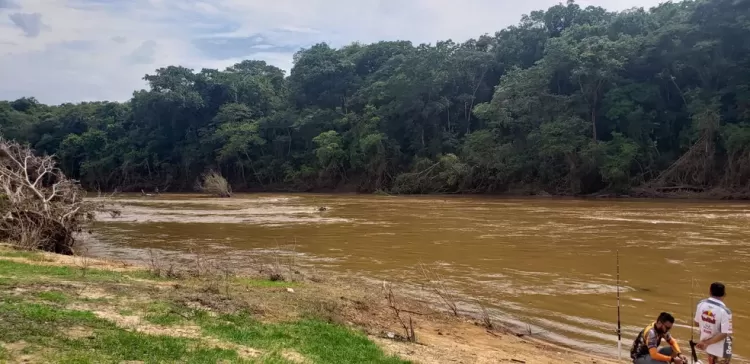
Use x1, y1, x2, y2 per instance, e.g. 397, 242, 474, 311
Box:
1, 0, 749, 197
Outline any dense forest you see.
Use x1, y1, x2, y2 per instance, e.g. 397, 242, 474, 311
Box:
1, 0, 749, 197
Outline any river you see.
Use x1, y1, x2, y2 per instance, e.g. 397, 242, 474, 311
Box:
85, 193, 749, 362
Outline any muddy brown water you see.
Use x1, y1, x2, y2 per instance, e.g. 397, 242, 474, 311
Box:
86, 193, 749, 361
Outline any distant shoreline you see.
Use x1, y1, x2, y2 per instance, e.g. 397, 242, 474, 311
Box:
86, 187, 750, 202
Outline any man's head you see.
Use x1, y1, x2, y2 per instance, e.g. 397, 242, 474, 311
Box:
710, 282, 726, 300
655, 312, 675, 334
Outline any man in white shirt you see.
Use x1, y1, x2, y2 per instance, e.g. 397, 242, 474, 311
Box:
694, 282, 733, 364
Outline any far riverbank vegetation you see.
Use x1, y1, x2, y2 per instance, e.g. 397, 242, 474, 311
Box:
1, 0, 749, 199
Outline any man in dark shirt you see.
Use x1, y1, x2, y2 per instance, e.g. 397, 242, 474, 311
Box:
631, 312, 689, 364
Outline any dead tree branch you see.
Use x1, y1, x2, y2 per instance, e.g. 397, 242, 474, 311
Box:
196, 170, 232, 198
0, 138, 98, 254
383, 282, 416, 342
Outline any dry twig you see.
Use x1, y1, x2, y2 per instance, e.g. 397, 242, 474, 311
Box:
383, 282, 416, 342
419, 263, 459, 316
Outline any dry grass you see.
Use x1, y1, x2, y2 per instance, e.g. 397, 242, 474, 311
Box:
480, 305, 493, 330
147, 249, 181, 279
258, 241, 303, 283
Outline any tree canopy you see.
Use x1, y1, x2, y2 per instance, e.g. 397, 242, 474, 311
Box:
2, 0, 749, 196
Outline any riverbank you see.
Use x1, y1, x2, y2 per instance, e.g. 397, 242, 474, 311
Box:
0, 245, 621, 364
98, 184, 750, 202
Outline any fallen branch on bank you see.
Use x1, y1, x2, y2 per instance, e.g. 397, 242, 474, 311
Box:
383, 282, 417, 343
0, 138, 100, 254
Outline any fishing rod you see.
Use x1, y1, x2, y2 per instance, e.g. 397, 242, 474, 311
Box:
689, 276, 702, 364
616, 249, 621, 361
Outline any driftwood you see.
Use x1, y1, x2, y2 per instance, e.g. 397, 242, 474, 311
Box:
196, 171, 232, 198
0, 138, 98, 254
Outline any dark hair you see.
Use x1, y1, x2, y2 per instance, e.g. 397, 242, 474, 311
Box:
710, 282, 726, 297
657, 312, 675, 324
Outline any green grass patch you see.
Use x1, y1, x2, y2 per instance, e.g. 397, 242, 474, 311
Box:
20, 344, 37, 355
0, 260, 118, 280
0, 249, 39, 259
144, 301, 188, 326
36, 290, 70, 304
0, 276, 15, 287
0, 302, 108, 343
0, 301, 251, 363
235, 277, 301, 288
0, 293, 408, 363
118, 309, 135, 316
0, 259, 157, 283
0, 345, 9, 361
79, 296, 111, 304
0, 253, 409, 363
57, 329, 244, 364
199, 312, 409, 364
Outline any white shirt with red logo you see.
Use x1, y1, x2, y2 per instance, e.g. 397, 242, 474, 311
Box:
694, 297, 733, 358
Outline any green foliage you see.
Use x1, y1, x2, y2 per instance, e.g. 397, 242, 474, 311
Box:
313, 130, 346, 176
2, 0, 750, 195
594, 133, 641, 192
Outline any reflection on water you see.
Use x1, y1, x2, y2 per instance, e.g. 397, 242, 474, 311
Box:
87, 193, 750, 362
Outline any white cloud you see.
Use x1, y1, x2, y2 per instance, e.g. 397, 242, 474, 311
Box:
0, 0, 665, 104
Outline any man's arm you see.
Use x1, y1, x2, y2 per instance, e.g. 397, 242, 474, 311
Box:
702, 311, 732, 346
699, 311, 732, 349
648, 347, 673, 362
646, 331, 673, 362
667, 336, 682, 355
702, 333, 729, 346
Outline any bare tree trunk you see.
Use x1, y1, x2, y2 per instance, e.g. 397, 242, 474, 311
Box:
591, 105, 597, 142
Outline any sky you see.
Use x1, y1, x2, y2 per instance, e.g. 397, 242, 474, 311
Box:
0, 0, 665, 105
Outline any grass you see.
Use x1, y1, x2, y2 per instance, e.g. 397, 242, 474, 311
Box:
235, 278, 301, 288
36, 291, 70, 303
0, 301, 245, 363
59, 330, 243, 364
118, 309, 135, 316
199, 313, 408, 364
0, 250, 39, 259
0, 248, 411, 364
143, 301, 191, 326
0, 259, 155, 282
0, 301, 105, 343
